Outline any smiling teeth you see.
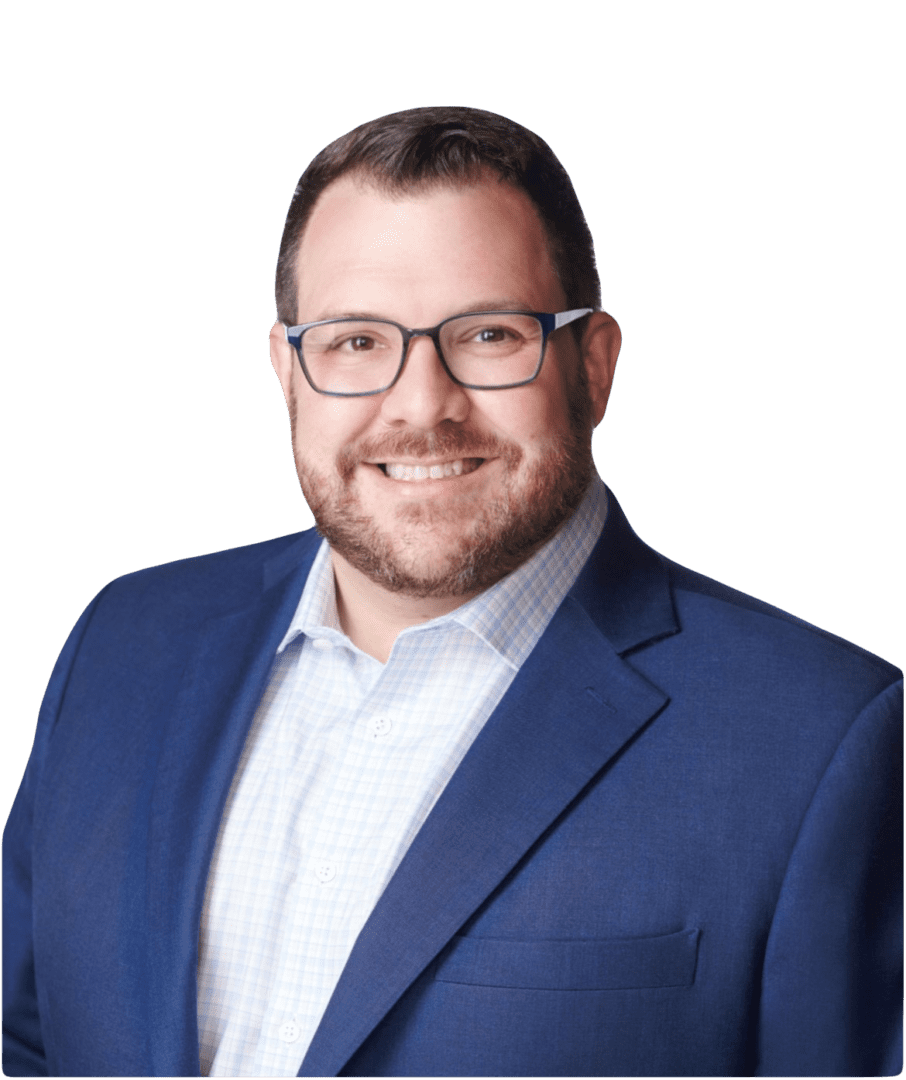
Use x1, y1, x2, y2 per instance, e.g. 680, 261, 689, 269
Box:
384, 459, 474, 481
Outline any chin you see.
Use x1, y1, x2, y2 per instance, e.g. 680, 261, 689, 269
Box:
297, 437, 594, 601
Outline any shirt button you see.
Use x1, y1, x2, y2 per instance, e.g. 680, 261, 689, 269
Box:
311, 638, 333, 650
313, 861, 336, 884
369, 714, 392, 738
279, 1019, 300, 1043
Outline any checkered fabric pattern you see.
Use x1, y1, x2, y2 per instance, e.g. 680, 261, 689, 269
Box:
196, 478, 608, 1076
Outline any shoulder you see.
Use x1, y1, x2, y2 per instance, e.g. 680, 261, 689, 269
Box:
576, 490, 901, 696
659, 556, 901, 713
86, 528, 322, 629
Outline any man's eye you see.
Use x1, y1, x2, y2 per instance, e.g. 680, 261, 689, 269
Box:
472, 326, 513, 344
338, 335, 377, 352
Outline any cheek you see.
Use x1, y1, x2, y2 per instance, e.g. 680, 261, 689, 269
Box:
292, 391, 377, 460
481, 383, 572, 448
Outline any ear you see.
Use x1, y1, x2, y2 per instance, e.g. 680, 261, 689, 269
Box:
269, 321, 295, 407
581, 312, 621, 427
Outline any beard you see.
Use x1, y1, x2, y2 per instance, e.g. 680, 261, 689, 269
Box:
288, 378, 594, 600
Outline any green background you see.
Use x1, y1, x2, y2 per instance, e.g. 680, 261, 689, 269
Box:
3, 0, 902, 876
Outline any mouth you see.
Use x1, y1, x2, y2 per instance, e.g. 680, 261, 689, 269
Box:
376, 457, 484, 482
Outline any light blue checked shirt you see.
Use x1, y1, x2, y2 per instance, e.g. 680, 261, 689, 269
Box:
197, 477, 608, 1076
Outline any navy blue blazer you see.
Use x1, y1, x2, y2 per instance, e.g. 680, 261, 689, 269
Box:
3, 492, 902, 1076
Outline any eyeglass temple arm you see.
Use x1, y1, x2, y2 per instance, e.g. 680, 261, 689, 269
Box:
554, 308, 594, 330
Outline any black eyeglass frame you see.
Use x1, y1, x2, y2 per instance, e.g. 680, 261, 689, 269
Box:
283, 308, 593, 397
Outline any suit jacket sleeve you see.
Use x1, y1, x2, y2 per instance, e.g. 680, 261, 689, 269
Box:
3, 591, 108, 1078
757, 678, 903, 1075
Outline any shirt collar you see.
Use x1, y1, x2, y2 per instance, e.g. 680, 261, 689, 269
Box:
450, 475, 607, 668
277, 539, 341, 653
278, 475, 608, 667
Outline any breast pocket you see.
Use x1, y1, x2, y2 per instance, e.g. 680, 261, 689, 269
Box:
434, 928, 700, 991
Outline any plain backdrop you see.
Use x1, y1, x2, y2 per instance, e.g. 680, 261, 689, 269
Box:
3, 2, 903, 826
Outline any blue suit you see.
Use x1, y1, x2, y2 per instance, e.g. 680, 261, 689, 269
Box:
3, 491, 902, 1076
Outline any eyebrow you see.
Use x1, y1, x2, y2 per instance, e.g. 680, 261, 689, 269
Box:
306, 300, 538, 325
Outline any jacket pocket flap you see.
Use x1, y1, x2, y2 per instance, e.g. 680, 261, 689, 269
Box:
434, 928, 700, 990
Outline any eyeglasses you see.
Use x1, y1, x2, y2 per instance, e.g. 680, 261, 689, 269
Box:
283, 308, 593, 397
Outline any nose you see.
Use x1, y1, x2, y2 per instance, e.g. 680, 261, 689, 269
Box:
378, 333, 470, 429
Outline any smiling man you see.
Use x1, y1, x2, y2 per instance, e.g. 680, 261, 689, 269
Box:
270, 174, 615, 659
3, 107, 902, 1077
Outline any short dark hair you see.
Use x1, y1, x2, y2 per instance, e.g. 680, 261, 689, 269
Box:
275, 106, 601, 325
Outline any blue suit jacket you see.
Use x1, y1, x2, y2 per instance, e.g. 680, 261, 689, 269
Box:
3, 492, 902, 1076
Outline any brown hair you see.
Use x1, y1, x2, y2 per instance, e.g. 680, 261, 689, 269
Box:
275, 106, 601, 326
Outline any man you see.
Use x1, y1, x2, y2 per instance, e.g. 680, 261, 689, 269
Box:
3, 106, 902, 1076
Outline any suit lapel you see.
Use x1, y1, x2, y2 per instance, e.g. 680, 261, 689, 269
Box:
133, 490, 673, 1076
144, 533, 320, 1076
300, 494, 677, 1076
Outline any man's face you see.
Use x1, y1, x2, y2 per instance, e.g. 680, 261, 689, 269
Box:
270, 174, 616, 600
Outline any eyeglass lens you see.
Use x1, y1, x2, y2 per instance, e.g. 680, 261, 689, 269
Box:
300, 312, 545, 394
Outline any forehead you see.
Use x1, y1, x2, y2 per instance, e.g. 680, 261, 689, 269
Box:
293, 174, 565, 321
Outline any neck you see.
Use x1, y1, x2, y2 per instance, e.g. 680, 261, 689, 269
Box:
330, 550, 481, 664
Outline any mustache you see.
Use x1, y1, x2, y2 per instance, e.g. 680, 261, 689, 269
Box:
337, 426, 522, 479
